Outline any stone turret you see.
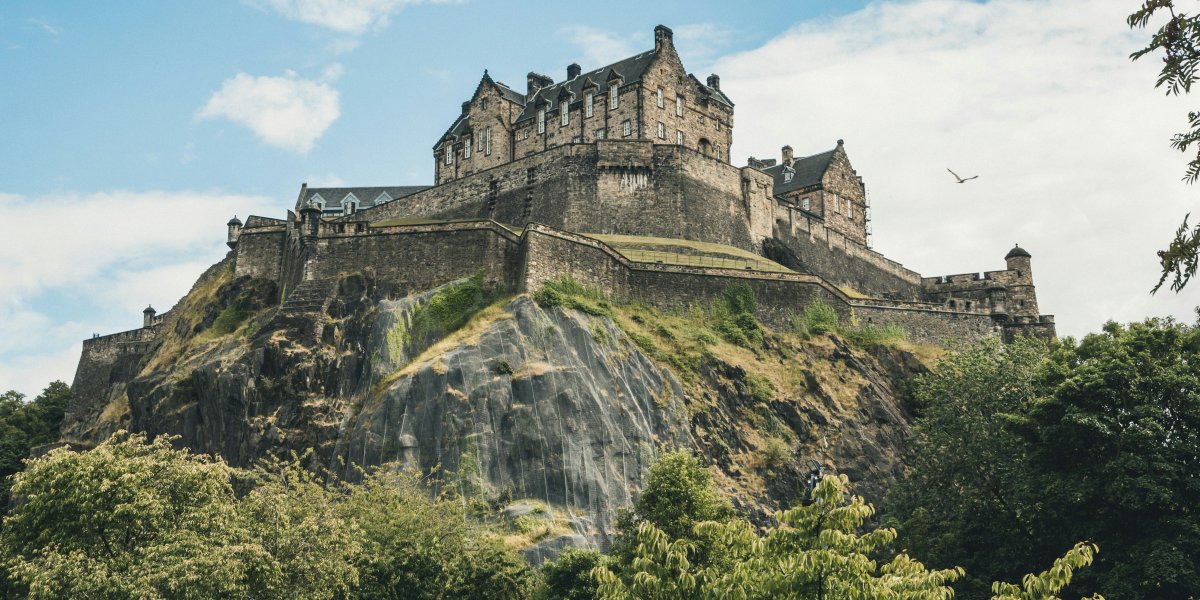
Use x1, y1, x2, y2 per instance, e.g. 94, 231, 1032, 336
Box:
1004, 243, 1032, 283
299, 202, 322, 242
227, 215, 243, 249
143, 305, 156, 328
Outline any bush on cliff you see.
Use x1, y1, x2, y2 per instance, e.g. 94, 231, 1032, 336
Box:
0, 381, 69, 511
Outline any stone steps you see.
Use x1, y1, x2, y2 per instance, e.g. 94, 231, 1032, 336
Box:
281, 279, 334, 316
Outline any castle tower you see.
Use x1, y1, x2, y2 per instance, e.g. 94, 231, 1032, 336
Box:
143, 305, 156, 328
299, 202, 322, 242
1004, 244, 1039, 319
227, 215, 243, 249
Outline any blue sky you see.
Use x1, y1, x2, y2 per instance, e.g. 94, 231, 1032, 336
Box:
2, 0, 1197, 395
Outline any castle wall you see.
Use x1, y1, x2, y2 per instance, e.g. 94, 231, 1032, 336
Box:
638, 47, 733, 162
64, 325, 159, 442
770, 203, 924, 300
355, 141, 766, 253
234, 226, 286, 281
852, 305, 999, 346
310, 222, 523, 296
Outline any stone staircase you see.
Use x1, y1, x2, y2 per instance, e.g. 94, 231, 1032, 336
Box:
281, 278, 334, 316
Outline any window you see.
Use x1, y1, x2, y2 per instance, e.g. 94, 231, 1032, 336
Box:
481, 98, 489, 110
657, 88, 664, 108
572, 136, 581, 143
561, 103, 569, 126
485, 127, 492, 155
832, 193, 840, 212
783, 171, 794, 183
716, 120, 721, 131
609, 83, 619, 109
676, 95, 683, 116
802, 197, 810, 211
716, 146, 722, 160
622, 120, 631, 137
537, 108, 546, 134
585, 92, 594, 117
657, 122, 665, 139
596, 128, 606, 139
444, 145, 453, 165
464, 135, 472, 158
676, 130, 683, 145
847, 202, 853, 219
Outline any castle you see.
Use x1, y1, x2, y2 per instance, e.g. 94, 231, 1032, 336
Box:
79, 24, 1054, 392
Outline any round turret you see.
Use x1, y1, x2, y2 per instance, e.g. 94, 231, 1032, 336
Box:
227, 215, 243, 249
1005, 244, 1031, 260
142, 305, 156, 327
1004, 243, 1032, 280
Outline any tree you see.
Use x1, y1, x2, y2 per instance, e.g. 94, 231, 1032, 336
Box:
891, 320, 1200, 599
540, 548, 606, 600
1129, 1, 1200, 292
0, 381, 70, 508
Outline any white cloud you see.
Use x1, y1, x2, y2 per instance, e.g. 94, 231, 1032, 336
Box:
248, 0, 455, 34
304, 172, 347, 187
0, 190, 280, 396
559, 26, 638, 69
198, 68, 341, 154
715, 0, 1197, 339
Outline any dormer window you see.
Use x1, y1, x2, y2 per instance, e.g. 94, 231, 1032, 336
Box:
537, 108, 546, 134
585, 92, 594, 117
676, 95, 684, 116
657, 88, 664, 108
609, 83, 619, 109
783, 169, 794, 183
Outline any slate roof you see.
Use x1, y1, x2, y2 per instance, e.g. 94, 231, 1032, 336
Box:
515, 49, 662, 123
434, 72, 526, 147
304, 186, 430, 214
760, 148, 838, 196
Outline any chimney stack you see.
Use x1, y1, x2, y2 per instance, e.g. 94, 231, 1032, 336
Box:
707, 74, 720, 90
782, 145, 793, 166
654, 25, 674, 52
527, 72, 553, 98
567, 63, 581, 79
462, 101, 471, 114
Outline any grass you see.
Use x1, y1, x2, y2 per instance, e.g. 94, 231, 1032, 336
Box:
580, 233, 794, 273
792, 298, 908, 348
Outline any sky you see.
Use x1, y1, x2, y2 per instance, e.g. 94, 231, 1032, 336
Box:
1, 0, 1196, 396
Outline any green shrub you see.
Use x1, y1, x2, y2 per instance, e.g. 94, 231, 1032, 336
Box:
761, 436, 791, 469
797, 298, 839, 336
533, 277, 611, 316
745, 373, 775, 403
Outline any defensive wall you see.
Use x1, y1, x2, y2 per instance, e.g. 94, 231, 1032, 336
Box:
341, 139, 775, 255
65, 324, 162, 442
231, 216, 1003, 346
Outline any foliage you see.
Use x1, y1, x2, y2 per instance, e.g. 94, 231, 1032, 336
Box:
0, 433, 540, 600
990, 543, 1102, 600
0, 381, 69, 509
793, 299, 906, 347
210, 294, 253, 335
760, 436, 791, 469
595, 474, 965, 599
891, 319, 1200, 599
1129, 2, 1200, 292
534, 277, 612, 317
613, 450, 732, 547
794, 297, 840, 336
540, 548, 606, 600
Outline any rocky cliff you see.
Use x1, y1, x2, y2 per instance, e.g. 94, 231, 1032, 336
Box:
63, 256, 931, 556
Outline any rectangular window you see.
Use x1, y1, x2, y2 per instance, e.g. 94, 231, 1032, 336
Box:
485, 127, 492, 155
537, 109, 545, 134
802, 197, 810, 211
444, 145, 453, 165
561, 103, 569, 126
716, 120, 721, 131
481, 98, 489, 110
676, 95, 683, 116
676, 131, 683, 145
622, 120, 631, 137
833, 194, 840, 212
657, 122, 665, 139
585, 92, 594, 117
572, 136, 581, 143
657, 88, 664, 108
847, 202, 854, 219
464, 135, 472, 158
716, 146, 722, 160
596, 128, 606, 140
609, 83, 619, 109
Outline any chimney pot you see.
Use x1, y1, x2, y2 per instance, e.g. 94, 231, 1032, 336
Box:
462, 101, 470, 114
707, 73, 720, 90
782, 145, 794, 166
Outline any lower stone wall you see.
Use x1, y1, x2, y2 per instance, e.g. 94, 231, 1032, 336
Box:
234, 227, 286, 281
771, 204, 923, 300
853, 305, 999, 345
64, 326, 160, 442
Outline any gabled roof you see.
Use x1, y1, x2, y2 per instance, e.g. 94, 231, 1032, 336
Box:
515, 49, 662, 122
304, 186, 430, 214
761, 148, 838, 196
435, 71, 526, 148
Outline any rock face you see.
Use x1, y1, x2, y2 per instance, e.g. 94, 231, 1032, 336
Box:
63, 264, 926, 551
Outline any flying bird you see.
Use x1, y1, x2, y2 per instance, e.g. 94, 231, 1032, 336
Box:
947, 168, 979, 184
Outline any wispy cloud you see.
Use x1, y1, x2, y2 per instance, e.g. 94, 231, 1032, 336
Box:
197, 66, 342, 153
27, 18, 60, 36
716, 0, 1195, 338
247, 0, 459, 34
0, 190, 279, 396
558, 26, 638, 69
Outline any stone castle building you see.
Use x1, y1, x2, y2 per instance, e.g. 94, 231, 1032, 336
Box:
79, 24, 1054, 392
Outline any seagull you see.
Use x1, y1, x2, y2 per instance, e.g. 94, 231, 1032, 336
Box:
947, 168, 979, 183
